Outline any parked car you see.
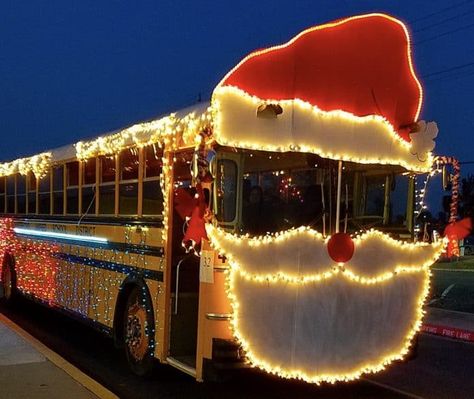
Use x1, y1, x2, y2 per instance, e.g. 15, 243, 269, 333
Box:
461, 236, 474, 256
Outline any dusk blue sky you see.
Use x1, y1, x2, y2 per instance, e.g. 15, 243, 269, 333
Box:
1, 0, 474, 176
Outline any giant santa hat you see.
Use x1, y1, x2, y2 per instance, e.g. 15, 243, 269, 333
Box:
212, 13, 437, 172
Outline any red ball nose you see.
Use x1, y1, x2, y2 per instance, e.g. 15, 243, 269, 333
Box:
327, 232, 355, 263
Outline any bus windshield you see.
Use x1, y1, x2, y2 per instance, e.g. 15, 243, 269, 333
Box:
341, 162, 415, 235
240, 151, 332, 235
216, 149, 415, 238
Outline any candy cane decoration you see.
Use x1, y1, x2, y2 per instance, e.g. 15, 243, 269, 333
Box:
436, 156, 460, 223
436, 156, 461, 257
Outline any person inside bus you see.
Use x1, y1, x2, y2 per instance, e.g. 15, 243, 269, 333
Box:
299, 184, 324, 228
242, 185, 275, 235
242, 185, 262, 234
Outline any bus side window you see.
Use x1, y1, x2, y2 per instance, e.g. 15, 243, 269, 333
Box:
0, 177, 5, 213
99, 155, 116, 215
82, 158, 96, 215
38, 172, 51, 214
66, 161, 79, 214
27, 172, 37, 214
16, 174, 26, 214
389, 174, 409, 226
6, 175, 15, 214
119, 148, 139, 215
52, 165, 64, 215
142, 144, 163, 215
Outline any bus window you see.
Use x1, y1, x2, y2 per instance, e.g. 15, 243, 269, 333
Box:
344, 163, 413, 233
144, 144, 161, 177
0, 177, 5, 213
121, 148, 139, 180
82, 158, 96, 215
240, 151, 331, 235
362, 174, 386, 217
119, 148, 139, 215
66, 161, 79, 214
389, 174, 410, 226
16, 174, 26, 214
27, 172, 36, 214
142, 144, 163, 215
6, 175, 15, 213
53, 166, 64, 215
38, 172, 51, 214
216, 159, 237, 223
99, 155, 116, 215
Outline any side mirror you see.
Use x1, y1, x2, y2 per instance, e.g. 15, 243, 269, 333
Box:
207, 149, 217, 178
442, 165, 453, 191
192, 148, 216, 185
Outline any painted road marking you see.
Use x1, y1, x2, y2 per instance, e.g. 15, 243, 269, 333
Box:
428, 283, 455, 305
0, 314, 118, 399
422, 324, 474, 342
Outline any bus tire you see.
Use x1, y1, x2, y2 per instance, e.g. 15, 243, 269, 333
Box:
1, 254, 17, 303
123, 284, 155, 376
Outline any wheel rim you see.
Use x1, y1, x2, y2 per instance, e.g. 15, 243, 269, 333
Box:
125, 301, 149, 361
3, 267, 12, 299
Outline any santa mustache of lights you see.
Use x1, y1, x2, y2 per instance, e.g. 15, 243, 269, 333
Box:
205, 224, 445, 384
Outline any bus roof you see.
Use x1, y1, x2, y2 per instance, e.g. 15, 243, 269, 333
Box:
3, 101, 211, 166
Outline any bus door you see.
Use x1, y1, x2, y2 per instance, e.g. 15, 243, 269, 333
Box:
194, 149, 242, 379
168, 149, 201, 373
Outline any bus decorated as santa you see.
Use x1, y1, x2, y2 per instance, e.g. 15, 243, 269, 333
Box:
0, 13, 462, 384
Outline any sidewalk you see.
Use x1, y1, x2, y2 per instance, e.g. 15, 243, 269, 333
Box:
0, 314, 115, 399
422, 307, 474, 342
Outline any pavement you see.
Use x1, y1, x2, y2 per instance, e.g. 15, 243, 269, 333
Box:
430, 268, 474, 313
0, 267, 473, 398
0, 314, 116, 399
423, 267, 474, 341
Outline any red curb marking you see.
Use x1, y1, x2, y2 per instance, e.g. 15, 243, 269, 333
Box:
422, 324, 474, 342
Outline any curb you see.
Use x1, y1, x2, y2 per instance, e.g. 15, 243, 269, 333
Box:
0, 314, 119, 399
432, 268, 474, 272
421, 323, 474, 342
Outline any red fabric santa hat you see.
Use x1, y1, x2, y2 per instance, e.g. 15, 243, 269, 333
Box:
212, 13, 435, 172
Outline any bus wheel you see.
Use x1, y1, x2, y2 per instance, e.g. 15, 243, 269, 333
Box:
123, 285, 154, 376
1, 256, 16, 303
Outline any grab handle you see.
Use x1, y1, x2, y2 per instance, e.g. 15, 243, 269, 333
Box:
174, 257, 187, 315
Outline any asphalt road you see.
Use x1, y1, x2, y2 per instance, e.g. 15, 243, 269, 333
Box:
1, 294, 473, 399
430, 268, 474, 313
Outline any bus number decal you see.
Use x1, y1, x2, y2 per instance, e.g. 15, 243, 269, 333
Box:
200, 250, 215, 284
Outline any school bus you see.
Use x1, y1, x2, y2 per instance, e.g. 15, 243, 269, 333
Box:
0, 13, 452, 384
